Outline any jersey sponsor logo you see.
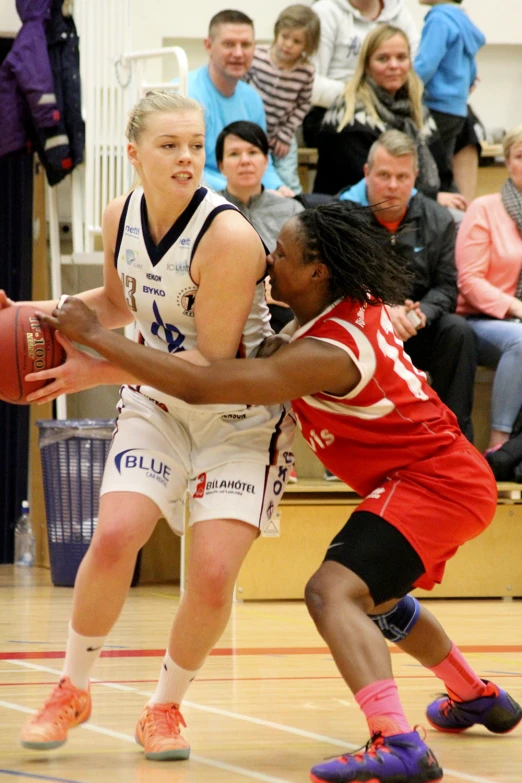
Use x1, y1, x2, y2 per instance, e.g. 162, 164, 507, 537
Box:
366, 487, 386, 500
193, 472, 206, 498
146, 273, 162, 282
167, 261, 190, 275
123, 248, 143, 269
195, 476, 256, 497
124, 225, 140, 237
355, 304, 366, 328
179, 237, 191, 248
151, 301, 186, 353
306, 428, 335, 452
272, 464, 291, 496
143, 285, 166, 296
114, 448, 171, 488
221, 413, 247, 420
177, 287, 198, 317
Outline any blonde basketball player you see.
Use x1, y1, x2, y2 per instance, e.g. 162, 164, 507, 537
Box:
2, 90, 294, 760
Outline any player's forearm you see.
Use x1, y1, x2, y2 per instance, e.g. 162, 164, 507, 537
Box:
82, 326, 285, 405
82, 326, 223, 401
95, 357, 142, 387
77, 288, 134, 330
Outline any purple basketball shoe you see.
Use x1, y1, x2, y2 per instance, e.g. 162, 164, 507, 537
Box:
310, 730, 443, 783
427, 680, 522, 734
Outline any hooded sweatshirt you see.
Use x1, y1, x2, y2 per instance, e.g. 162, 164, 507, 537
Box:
414, 4, 485, 117
311, 0, 420, 107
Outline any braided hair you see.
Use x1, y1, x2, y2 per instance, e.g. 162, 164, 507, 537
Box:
294, 202, 412, 306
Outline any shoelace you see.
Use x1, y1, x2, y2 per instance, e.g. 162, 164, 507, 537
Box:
144, 704, 187, 736
323, 732, 387, 765
33, 680, 83, 725
441, 697, 457, 718
331, 726, 429, 766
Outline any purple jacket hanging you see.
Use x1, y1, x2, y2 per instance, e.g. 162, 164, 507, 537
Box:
0, 0, 84, 185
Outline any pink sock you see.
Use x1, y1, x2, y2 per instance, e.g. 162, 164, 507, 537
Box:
428, 643, 487, 701
355, 679, 412, 737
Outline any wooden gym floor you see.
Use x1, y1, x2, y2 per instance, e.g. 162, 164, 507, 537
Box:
0, 565, 521, 783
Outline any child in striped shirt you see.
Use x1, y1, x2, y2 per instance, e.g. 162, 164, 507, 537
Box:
245, 4, 320, 194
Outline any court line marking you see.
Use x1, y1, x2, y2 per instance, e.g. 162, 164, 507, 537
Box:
0, 769, 85, 782
2, 673, 519, 688
0, 700, 293, 783
1, 661, 505, 783
2, 644, 522, 660
1, 664, 360, 750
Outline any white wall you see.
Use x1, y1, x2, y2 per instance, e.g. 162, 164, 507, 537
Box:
472, 45, 522, 135
132, 0, 522, 47
0, 0, 20, 36
133, 0, 522, 133
2, 0, 521, 132
131, 0, 292, 44
408, 0, 522, 45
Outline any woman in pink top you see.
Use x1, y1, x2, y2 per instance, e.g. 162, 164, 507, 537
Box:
456, 125, 522, 453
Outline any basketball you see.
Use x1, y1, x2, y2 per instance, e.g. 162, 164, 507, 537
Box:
0, 305, 65, 405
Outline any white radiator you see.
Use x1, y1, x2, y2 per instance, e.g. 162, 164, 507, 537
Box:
47, 0, 188, 419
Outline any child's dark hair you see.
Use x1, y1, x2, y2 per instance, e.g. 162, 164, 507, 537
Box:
274, 4, 321, 57
295, 202, 412, 305
216, 121, 269, 163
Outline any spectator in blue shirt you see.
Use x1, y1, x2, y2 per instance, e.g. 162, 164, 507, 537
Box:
414, 0, 485, 164
188, 10, 294, 196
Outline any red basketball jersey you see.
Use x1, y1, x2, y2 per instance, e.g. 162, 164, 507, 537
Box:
291, 297, 462, 495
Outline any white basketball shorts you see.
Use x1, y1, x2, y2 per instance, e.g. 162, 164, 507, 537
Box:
100, 386, 295, 535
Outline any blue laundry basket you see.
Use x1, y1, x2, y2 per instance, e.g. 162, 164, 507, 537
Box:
37, 419, 115, 587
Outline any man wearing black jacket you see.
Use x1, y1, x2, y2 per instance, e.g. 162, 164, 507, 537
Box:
340, 129, 476, 440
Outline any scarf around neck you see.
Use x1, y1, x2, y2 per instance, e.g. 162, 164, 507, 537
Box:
366, 77, 441, 195
502, 177, 522, 238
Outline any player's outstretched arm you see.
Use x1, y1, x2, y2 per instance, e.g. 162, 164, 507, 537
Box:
24, 331, 142, 405
41, 297, 360, 405
0, 197, 136, 326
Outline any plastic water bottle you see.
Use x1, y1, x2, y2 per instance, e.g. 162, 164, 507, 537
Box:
14, 500, 35, 567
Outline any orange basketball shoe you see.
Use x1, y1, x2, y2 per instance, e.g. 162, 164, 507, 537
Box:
20, 676, 91, 750
135, 702, 190, 760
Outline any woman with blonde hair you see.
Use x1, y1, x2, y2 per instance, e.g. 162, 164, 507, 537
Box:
456, 124, 522, 456
314, 23, 465, 213
6, 88, 295, 760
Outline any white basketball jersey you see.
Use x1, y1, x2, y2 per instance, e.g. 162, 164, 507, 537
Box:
116, 186, 272, 361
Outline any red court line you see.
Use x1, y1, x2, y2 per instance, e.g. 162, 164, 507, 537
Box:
1, 645, 522, 660
1, 674, 521, 688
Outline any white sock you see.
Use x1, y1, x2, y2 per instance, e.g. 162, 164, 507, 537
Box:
61, 623, 106, 691
150, 651, 201, 706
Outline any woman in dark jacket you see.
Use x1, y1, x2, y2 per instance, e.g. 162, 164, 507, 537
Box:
314, 24, 466, 213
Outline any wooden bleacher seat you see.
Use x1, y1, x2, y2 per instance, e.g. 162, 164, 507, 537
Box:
235, 427, 522, 601
297, 144, 507, 197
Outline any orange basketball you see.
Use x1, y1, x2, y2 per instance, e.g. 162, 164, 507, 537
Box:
0, 305, 65, 404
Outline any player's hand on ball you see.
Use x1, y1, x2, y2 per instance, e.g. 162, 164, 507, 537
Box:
0, 289, 14, 309
25, 332, 106, 404
40, 296, 101, 344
